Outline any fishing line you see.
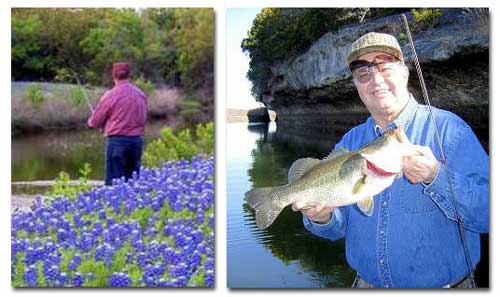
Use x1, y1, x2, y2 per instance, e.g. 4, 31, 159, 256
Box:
70, 69, 94, 113
399, 13, 476, 287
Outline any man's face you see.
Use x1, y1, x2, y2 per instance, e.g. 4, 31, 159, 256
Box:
351, 52, 409, 119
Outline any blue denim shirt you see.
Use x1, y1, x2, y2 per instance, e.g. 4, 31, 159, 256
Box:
303, 96, 489, 288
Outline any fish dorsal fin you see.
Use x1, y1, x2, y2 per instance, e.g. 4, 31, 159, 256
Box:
357, 196, 374, 216
288, 158, 321, 183
323, 148, 349, 161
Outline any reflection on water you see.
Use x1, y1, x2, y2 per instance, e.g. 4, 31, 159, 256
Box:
12, 129, 105, 181
11, 121, 169, 182
227, 122, 355, 288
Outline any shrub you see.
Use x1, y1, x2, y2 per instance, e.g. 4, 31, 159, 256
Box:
70, 86, 87, 106
195, 122, 214, 156
24, 84, 45, 106
54, 68, 73, 83
411, 8, 442, 32
143, 123, 214, 168
47, 163, 93, 202
134, 77, 155, 97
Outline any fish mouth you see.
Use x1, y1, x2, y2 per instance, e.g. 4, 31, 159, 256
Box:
365, 160, 397, 177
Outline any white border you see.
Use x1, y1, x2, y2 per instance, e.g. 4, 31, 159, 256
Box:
2, 1, 497, 296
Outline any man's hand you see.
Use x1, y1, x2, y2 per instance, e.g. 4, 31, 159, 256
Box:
402, 145, 439, 184
291, 202, 336, 224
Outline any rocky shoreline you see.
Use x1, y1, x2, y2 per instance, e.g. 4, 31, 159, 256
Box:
11, 180, 104, 212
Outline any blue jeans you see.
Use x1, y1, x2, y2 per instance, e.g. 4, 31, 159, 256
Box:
105, 136, 144, 185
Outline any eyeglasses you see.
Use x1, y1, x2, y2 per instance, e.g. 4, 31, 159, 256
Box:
349, 55, 403, 84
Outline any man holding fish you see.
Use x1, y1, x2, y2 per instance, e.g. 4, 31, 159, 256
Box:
245, 32, 488, 288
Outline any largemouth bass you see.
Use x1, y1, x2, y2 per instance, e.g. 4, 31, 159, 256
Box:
245, 126, 418, 229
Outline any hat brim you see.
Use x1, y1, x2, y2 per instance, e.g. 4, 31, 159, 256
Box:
347, 45, 403, 65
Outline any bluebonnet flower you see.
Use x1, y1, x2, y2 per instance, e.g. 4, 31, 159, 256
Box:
158, 278, 173, 287
98, 209, 107, 220
73, 272, 84, 287
12, 155, 214, 287
130, 229, 141, 242
73, 214, 83, 228
142, 264, 160, 287
163, 221, 174, 237
24, 247, 38, 265
126, 252, 134, 264
173, 275, 188, 287
24, 265, 38, 287
68, 254, 82, 271
148, 241, 161, 261
204, 270, 214, 287
106, 218, 116, 227
209, 213, 214, 229
35, 221, 48, 235
44, 264, 60, 284
151, 198, 162, 211
132, 239, 146, 252
137, 252, 148, 268
56, 272, 68, 287
205, 257, 215, 271
91, 221, 104, 238
26, 221, 36, 233
94, 243, 114, 267
162, 247, 175, 264
78, 232, 96, 252
195, 211, 205, 224
108, 272, 132, 287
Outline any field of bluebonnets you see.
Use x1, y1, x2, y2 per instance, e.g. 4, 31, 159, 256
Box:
11, 125, 215, 287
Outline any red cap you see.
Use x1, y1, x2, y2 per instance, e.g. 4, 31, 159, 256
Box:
112, 62, 131, 79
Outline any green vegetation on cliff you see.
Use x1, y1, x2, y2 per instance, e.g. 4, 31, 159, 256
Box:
241, 8, 409, 99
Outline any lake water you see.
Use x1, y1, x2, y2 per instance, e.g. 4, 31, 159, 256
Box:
227, 122, 355, 288
226, 121, 489, 288
11, 121, 169, 183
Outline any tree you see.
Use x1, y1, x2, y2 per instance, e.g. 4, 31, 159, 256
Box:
170, 8, 214, 89
11, 8, 214, 90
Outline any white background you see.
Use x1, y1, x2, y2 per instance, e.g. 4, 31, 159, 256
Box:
1, 0, 496, 296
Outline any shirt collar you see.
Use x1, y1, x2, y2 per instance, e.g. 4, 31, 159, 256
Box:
114, 79, 130, 87
372, 94, 418, 137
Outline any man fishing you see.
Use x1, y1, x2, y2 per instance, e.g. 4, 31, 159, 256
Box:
88, 62, 148, 185
292, 32, 489, 288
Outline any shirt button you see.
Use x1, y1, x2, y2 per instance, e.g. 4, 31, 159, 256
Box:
379, 259, 384, 264
380, 230, 384, 234
382, 201, 388, 207
385, 285, 390, 288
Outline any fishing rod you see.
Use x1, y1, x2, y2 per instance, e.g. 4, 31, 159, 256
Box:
399, 13, 476, 287
70, 69, 94, 113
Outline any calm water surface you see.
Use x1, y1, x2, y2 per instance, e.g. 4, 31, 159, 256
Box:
227, 122, 355, 288
11, 121, 169, 182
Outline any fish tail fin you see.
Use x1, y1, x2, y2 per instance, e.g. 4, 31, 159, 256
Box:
245, 187, 285, 230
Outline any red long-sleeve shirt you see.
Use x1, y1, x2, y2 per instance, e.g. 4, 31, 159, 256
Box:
88, 80, 147, 136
